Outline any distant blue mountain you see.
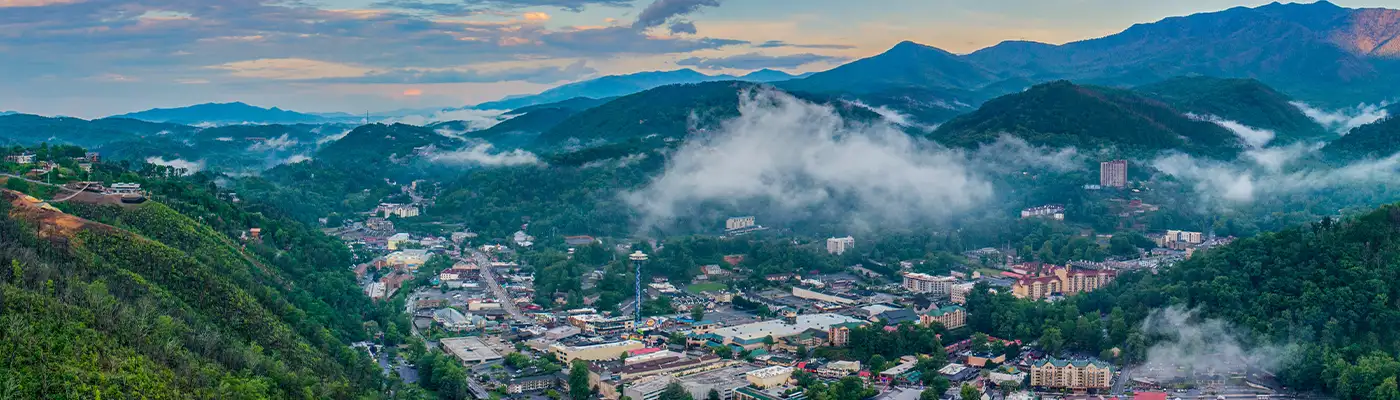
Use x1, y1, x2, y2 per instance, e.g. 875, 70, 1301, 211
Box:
470, 68, 809, 111
0, 111, 16, 116
110, 102, 334, 125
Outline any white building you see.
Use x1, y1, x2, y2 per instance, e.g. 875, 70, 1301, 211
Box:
4, 153, 35, 164
746, 366, 794, 389
725, 216, 756, 231
434, 308, 474, 331
1021, 205, 1066, 220
385, 249, 432, 270
826, 236, 855, 255
513, 231, 534, 247
110, 183, 141, 194
950, 282, 977, 304
902, 273, 957, 298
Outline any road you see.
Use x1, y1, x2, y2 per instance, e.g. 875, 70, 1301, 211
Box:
1111, 365, 1133, 395
465, 248, 532, 325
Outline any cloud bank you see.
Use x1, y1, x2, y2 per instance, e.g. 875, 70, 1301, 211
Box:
624, 89, 1079, 231
677, 53, 849, 70
430, 143, 540, 166
145, 157, 205, 175
1139, 307, 1290, 381
1186, 113, 1274, 148
1291, 101, 1390, 135
1153, 150, 1400, 205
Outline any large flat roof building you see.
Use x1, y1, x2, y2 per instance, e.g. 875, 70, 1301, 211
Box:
440, 337, 503, 364
709, 313, 862, 348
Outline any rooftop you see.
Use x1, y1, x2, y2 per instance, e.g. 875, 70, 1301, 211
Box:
709, 313, 862, 342
440, 337, 503, 363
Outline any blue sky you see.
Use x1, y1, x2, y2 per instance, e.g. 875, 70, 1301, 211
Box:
0, 0, 1392, 118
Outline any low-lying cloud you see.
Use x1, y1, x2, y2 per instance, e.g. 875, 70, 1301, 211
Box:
1139, 307, 1290, 381
145, 157, 204, 175
392, 109, 508, 129
1292, 101, 1390, 135
430, 143, 540, 166
624, 89, 1078, 232
1153, 150, 1400, 204
248, 133, 298, 151
1186, 113, 1275, 148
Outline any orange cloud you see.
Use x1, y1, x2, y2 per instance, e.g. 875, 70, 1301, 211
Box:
0, 0, 84, 7
524, 12, 550, 22
402, 89, 423, 96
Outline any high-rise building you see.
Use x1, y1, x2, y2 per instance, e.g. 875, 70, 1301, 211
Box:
1100, 160, 1127, 188
1030, 358, 1113, 390
902, 273, 957, 297
725, 216, 756, 231
826, 236, 855, 255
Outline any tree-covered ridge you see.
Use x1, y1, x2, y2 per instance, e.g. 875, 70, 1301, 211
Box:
1, 189, 380, 398
0, 113, 191, 147
932, 80, 1243, 158
1134, 76, 1329, 142
1321, 114, 1400, 161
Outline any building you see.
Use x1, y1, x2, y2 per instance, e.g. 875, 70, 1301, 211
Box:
506, 373, 564, 394
568, 314, 637, 336
902, 273, 957, 297
791, 287, 859, 305
726, 216, 756, 231
383, 249, 432, 270
4, 153, 35, 164
874, 309, 919, 325
920, 305, 966, 330
826, 321, 866, 347
1159, 230, 1205, 250
1030, 358, 1113, 390
378, 203, 420, 218
434, 308, 474, 331
386, 233, 412, 250
513, 231, 534, 247
708, 313, 864, 350
1021, 205, 1065, 220
85, 152, 100, 163
950, 282, 976, 305
746, 366, 794, 388
1012, 265, 1116, 301
826, 236, 855, 255
110, 183, 141, 194
548, 340, 645, 363
440, 337, 504, 364
817, 360, 861, 378
564, 235, 598, 247
1100, 160, 1127, 188
624, 376, 675, 400
680, 364, 763, 400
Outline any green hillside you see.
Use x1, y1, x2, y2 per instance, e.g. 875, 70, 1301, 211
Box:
0, 172, 389, 398
1134, 76, 1328, 142
0, 114, 191, 147
932, 80, 1242, 158
1321, 115, 1400, 161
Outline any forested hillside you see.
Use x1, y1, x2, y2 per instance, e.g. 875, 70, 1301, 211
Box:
0, 169, 393, 397
1135, 76, 1328, 142
1324, 115, 1400, 161
932, 81, 1243, 157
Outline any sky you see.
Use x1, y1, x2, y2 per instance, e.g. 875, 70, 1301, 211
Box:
0, 0, 1393, 118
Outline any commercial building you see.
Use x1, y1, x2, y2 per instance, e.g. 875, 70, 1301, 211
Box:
433, 308, 473, 331
1021, 205, 1065, 220
726, 216, 756, 231
950, 282, 976, 305
1100, 160, 1127, 188
902, 273, 957, 297
1012, 265, 1116, 301
506, 373, 564, 394
378, 203, 420, 218
746, 366, 794, 388
110, 183, 141, 194
387, 233, 412, 250
680, 364, 762, 400
1030, 358, 1113, 390
548, 340, 645, 363
565, 235, 598, 247
624, 375, 675, 400
1159, 230, 1205, 250
919, 305, 966, 330
440, 337, 503, 364
568, 314, 637, 336
708, 313, 863, 350
825, 236, 855, 255
790, 287, 859, 305
383, 249, 432, 270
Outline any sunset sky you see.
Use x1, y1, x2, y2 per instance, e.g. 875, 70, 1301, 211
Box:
0, 0, 1392, 117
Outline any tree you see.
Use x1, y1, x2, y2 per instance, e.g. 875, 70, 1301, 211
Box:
658, 383, 693, 400
869, 354, 887, 373
920, 388, 942, 400
1039, 327, 1064, 355
569, 360, 591, 400
960, 384, 980, 400
9, 260, 19, 285
714, 346, 733, 359
691, 307, 706, 322
923, 376, 951, 398
707, 389, 721, 400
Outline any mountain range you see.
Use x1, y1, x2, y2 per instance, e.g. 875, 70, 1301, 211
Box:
468, 68, 810, 111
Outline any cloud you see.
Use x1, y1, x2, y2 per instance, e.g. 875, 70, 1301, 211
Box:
1292, 101, 1390, 135
540, 27, 745, 54
248, 134, 298, 151
1186, 113, 1274, 148
430, 143, 540, 166
403, 88, 424, 96
668, 21, 697, 35
972, 135, 1083, 173
316, 128, 352, 145
754, 40, 856, 50
632, 0, 719, 31
145, 157, 204, 174
374, 0, 629, 15
677, 53, 850, 70
302, 61, 596, 84
624, 88, 999, 231
208, 58, 371, 80
1152, 150, 1400, 205
281, 154, 312, 164
390, 108, 508, 128
0, 0, 83, 7
1139, 306, 1291, 382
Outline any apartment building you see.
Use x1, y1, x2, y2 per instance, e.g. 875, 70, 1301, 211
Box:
902, 273, 957, 298
1030, 358, 1113, 390
826, 236, 855, 255
1011, 265, 1117, 301
919, 305, 966, 330
1100, 160, 1127, 188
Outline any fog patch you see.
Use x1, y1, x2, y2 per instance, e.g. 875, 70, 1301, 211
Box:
625, 89, 1078, 232
972, 135, 1084, 172
582, 153, 649, 169
1186, 113, 1274, 148
1139, 307, 1290, 382
1153, 150, 1400, 205
215, 137, 234, 142
248, 133, 297, 151
1291, 101, 1390, 135
316, 128, 352, 145
430, 143, 540, 166
391, 109, 507, 129
145, 157, 204, 175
